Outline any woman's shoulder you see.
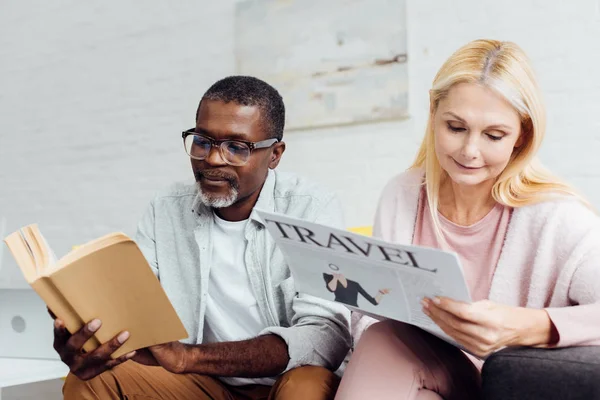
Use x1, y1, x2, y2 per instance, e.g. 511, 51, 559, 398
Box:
373, 169, 424, 241
379, 168, 424, 203
512, 197, 599, 239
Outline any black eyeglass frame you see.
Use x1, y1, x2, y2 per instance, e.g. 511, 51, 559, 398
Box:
181, 128, 279, 162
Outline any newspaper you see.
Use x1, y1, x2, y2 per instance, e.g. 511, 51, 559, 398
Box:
257, 210, 473, 352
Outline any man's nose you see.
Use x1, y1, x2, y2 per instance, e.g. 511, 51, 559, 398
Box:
204, 144, 227, 166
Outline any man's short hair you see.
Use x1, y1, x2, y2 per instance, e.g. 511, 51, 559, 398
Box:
198, 76, 285, 141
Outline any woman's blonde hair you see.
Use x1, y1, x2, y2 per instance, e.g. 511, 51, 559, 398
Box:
411, 39, 588, 241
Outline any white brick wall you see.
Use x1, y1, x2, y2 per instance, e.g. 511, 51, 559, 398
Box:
2, 0, 600, 287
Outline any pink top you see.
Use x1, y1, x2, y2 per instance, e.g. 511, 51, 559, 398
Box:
413, 190, 512, 301
368, 169, 600, 348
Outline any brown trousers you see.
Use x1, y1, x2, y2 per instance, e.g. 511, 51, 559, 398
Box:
63, 361, 340, 400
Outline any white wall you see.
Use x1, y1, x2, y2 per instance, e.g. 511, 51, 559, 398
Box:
0, 1, 238, 285
2, 0, 600, 287
283, 0, 600, 228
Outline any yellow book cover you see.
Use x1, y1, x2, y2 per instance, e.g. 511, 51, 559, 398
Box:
3, 224, 188, 358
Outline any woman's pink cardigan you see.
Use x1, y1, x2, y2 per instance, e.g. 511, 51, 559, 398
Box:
357, 168, 600, 347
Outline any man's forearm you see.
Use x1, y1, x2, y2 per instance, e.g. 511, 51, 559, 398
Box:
182, 334, 290, 376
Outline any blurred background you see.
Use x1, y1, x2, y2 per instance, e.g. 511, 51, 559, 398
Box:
1, 0, 600, 397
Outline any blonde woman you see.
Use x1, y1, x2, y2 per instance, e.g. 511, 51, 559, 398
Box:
335, 39, 600, 400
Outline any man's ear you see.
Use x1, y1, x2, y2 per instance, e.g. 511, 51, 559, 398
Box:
268, 142, 286, 169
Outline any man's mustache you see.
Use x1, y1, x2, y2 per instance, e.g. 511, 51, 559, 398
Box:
195, 170, 239, 189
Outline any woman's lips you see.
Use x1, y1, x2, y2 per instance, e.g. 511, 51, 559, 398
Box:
453, 159, 483, 170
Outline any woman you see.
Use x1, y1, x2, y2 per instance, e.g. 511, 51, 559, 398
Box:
323, 271, 391, 307
335, 39, 600, 400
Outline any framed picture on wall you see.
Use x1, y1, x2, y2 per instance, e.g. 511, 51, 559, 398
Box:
235, 0, 408, 131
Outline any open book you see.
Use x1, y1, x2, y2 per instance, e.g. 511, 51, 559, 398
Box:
256, 210, 480, 357
3, 224, 188, 358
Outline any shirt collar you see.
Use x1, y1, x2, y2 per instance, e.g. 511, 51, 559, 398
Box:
249, 169, 276, 225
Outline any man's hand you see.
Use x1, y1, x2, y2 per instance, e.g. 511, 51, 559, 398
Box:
53, 318, 136, 381
131, 342, 189, 374
134, 335, 289, 377
422, 297, 556, 358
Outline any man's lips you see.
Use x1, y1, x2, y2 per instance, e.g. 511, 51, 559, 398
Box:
194, 170, 239, 190
195, 170, 236, 183
202, 175, 227, 182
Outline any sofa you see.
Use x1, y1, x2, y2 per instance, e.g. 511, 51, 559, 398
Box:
482, 346, 600, 399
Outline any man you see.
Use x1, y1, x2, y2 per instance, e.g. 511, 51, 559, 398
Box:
57, 76, 351, 399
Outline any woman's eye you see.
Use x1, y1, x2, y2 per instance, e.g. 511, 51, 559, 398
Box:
486, 134, 503, 141
447, 123, 466, 132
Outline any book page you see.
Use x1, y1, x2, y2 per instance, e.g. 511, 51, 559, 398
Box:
16, 225, 55, 275
3, 225, 41, 282
38, 231, 58, 267
256, 210, 473, 352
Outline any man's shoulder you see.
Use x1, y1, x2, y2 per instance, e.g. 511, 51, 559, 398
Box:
271, 170, 339, 220
272, 170, 334, 199
150, 181, 197, 208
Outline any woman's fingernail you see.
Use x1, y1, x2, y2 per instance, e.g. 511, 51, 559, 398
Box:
117, 331, 130, 344
88, 319, 102, 332
433, 297, 441, 305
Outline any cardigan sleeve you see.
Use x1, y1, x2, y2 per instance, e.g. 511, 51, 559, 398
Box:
545, 228, 600, 347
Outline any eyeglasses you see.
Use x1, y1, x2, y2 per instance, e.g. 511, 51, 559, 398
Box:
182, 128, 279, 167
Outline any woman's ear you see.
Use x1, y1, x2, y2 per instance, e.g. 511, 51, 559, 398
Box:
515, 119, 532, 148
515, 134, 524, 148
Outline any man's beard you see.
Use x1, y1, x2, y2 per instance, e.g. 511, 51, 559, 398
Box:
196, 182, 239, 208
194, 170, 240, 209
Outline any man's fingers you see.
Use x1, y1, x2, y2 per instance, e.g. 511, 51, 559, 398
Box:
78, 351, 135, 380
53, 319, 71, 351
130, 348, 159, 366
85, 330, 130, 361
72, 347, 135, 381
64, 319, 102, 354
105, 351, 136, 369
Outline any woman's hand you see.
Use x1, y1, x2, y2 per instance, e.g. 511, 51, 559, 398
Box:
422, 297, 557, 358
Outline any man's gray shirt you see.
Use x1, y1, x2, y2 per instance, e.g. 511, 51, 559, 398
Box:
135, 169, 352, 373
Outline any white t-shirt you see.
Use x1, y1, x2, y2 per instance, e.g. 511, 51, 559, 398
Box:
203, 213, 275, 386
